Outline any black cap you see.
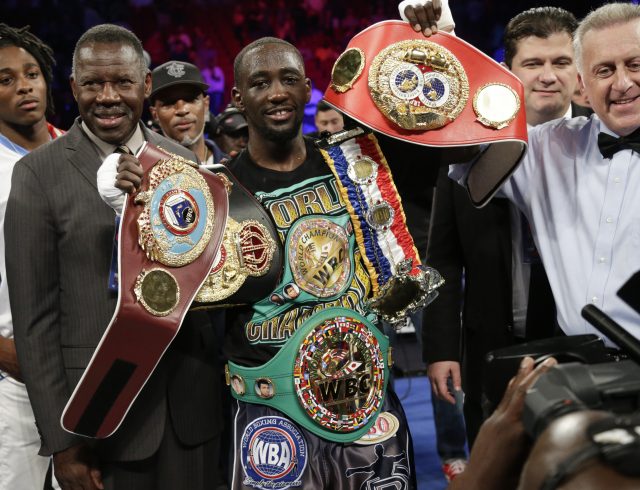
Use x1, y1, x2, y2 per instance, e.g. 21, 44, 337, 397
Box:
150, 61, 209, 101
217, 107, 248, 134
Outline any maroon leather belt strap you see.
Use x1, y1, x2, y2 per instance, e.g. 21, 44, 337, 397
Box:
62, 143, 228, 438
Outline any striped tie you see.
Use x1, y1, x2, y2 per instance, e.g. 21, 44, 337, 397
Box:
115, 145, 132, 155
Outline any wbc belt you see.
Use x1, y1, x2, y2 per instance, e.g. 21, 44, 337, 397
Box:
324, 20, 528, 207
227, 307, 391, 443
62, 143, 228, 438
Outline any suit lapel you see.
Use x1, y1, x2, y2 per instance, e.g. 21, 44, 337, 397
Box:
65, 119, 102, 190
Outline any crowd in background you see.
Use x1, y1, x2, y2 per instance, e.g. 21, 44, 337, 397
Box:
4, 0, 600, 131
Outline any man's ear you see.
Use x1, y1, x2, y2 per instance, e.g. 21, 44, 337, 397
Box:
149, 104, 159, 123
305, 78, 312, 104
577, 72, 585, 92
231, 87, 243, 111
203, 94, 210, 113
70, 77, 78, 102
143, 71, 152, 98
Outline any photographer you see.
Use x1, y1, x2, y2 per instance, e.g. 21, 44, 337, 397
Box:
447, 357, 556, 490
448, 355, 640, 489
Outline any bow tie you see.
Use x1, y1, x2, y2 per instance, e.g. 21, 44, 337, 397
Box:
597, 128, 640, 159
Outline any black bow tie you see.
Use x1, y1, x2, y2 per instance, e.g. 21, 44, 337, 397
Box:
598, 128, 640, 159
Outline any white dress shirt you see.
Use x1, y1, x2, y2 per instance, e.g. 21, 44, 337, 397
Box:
0, 142, 22, 344
454, 114, 640, 345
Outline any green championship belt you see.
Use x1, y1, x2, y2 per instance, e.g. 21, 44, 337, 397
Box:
227, 307, 391, 443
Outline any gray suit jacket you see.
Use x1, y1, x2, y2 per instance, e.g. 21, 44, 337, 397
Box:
6, 119, 222, 461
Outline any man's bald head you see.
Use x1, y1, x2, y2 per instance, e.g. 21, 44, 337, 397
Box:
233, 37, 304, 87
519, 410, 640, 490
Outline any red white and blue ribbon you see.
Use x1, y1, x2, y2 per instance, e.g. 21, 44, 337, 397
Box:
320, 133, 421, 297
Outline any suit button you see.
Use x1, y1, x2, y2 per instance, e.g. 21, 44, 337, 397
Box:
507, 324, 513, 332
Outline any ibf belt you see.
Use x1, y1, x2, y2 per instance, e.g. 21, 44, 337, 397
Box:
227, 307, 391, 443
324, 20, 528, 207
192, 164, 282, 308
62, 143, 229, 438
319, 129, 443, 326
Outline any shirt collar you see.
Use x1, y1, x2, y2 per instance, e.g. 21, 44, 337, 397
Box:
81, 121, 146, 159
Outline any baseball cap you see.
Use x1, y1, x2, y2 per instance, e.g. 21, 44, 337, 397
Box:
217, 107, 248, 134
150, 61, 209, 101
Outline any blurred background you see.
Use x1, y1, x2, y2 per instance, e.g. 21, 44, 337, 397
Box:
2, 0, 612, 131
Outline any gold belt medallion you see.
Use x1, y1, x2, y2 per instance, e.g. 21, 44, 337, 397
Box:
195, 218, 276, 303
368, 40, 469, 130
134, 268, 180, 316
136, 153, 215, 267
288, 218, 351, 299
293, 315, 385, 432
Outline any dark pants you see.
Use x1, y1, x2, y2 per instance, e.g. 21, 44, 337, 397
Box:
101, 411, 219, 490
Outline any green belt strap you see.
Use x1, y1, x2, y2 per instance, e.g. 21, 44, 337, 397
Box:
228, 307, 390, 443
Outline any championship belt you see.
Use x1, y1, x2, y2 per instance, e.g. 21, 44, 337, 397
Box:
192, 164, 282, 308
226, 307, 391, 443
62, 143, 229, 438
324, 20, 528, 207
318, 128, 443, 326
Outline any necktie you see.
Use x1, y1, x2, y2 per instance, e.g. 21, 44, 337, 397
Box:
115, 145, 132, 155
597, 127, 640, 159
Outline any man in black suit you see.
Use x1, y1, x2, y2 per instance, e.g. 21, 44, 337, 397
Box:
423, 7, 581, 446
5, 24, 220, 490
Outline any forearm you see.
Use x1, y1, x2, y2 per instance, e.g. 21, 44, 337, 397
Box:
0, 336, 21, 380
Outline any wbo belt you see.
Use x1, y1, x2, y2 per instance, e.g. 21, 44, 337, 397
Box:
227, 307, 391, 443
62, 143, 229, 438
324, 20, 528, 207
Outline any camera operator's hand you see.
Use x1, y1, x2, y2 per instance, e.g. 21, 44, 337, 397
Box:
448, 356, 557, 490
428, 361, 461, 404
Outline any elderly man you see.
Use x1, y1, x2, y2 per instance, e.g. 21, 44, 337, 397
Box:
424, 6, 581, 447
149, 60, 226, 164
411, 2, 640, 343
5, 24, 220, 490
477, 1, 640, 342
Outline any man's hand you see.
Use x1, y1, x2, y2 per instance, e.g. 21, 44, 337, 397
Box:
53, 443, 104, 490
427, 360, 461, 404
0, 336, 22, 381
114, 154, 143, 194
403, 0, 443, 36
447, 356, 558, 490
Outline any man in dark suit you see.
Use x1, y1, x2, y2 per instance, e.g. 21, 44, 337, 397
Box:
5, 24, 220, 490
423, 7, 580, 446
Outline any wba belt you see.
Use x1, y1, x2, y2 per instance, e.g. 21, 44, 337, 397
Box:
62, 143, 229, 438
227, 307, 391, 443
324, 20, 528, 207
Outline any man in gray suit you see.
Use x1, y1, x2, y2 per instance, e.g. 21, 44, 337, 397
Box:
5, 24, 220, 490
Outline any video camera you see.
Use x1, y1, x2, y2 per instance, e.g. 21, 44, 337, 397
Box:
484, 271, 640, 434
484, 272, 640, 483
522, 305, 640, 439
